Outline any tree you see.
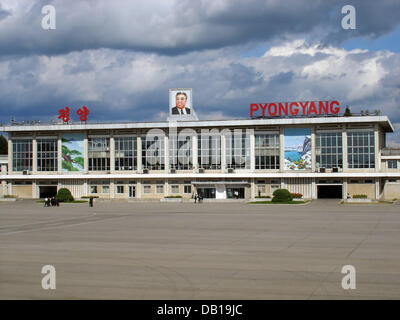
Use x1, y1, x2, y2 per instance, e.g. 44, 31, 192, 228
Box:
57, 188, 74, 202
343, 106, 352, 117
0, 135, 7, 154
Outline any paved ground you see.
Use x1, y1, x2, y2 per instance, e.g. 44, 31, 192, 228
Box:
0, 199, 400, 299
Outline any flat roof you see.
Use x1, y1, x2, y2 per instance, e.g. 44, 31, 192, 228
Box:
0, 116, 394, 132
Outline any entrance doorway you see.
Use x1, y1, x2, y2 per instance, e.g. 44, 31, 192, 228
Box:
227, 187, 245, 199
39, 186, 58, 199
197, 187, 216, 199
129, 186, 136, 198
317, 185, 342, 199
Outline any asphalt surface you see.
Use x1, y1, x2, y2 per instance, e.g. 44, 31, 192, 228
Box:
0, 199, 400, 299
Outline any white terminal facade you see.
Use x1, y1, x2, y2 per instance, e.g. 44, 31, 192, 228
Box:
1, 115, 400, 200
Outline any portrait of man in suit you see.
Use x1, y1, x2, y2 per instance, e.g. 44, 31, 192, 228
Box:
171, 92, 191, 115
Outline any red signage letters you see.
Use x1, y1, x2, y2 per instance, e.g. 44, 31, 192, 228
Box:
250, 101, 340, 118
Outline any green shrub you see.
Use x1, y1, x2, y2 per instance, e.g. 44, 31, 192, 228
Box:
4, 195, 17, 198
290, 193, 303, 199
57, 188, 74, 202
81, 196, 99, 199
165, 195, 182, 198
255, 195, 271, 198
352, 194, 367, 199
272, 189, 293, 202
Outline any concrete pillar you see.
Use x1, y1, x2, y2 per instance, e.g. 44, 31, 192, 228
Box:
84, 132, 88, 173
110, 131, 115, 173
110, 180, 115, 199
221, 134, 226, 172
342, 126, 348, 170
375, 124, 380, 172
58, 133, 62, 173
193, 134, 198, 170
250, 130, 255, 172
83, 180, 88, 197
311, 127, 316, 172
343, 178, 348, 199
32, 180, 37, 198
32, 133, 37, 173
164, 134, 169, 172
164, 180, 169, 197
137, 180, 141, 198
2, 180, 7, 196
311, 178, 317, 199
137, 136, 142, 172
375, 179, 379, 200
8, 134, 12, 172
279, 127, 284, 172
250, 178, 255, 199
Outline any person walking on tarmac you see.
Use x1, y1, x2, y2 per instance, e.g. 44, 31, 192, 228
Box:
89, 196, 94, 207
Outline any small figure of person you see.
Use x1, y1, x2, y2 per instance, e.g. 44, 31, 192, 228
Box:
44, 197, 49, 207
234, 190, 239, 199
89, 196, 94, 207
194, 194, 197, 203
55, 197, 60, 207
51, 197, 56, 207
198, 193, 203, 203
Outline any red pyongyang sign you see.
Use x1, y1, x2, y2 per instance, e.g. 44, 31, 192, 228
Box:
250, 100, 340, 118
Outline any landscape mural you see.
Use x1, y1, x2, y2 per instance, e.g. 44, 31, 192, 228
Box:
61, 133, 84, 172
284, 128, 311, 170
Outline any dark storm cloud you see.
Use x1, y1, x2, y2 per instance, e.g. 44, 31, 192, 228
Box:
0, 0, 399, 57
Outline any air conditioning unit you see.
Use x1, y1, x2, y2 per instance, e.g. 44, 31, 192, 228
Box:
332, 167, 339, 173
228, 168, 235, 173
23, 170, 30, 175
319, 167, 326, 173
198, 168, 204, 173
170, 168, 176, 174
142, 168, 149, 174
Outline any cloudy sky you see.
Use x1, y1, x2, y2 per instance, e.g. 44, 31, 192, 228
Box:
0, 0, 399, 144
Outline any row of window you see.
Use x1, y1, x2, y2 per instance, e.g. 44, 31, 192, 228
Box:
89, 184, 192, 194
10, 131, 379, 171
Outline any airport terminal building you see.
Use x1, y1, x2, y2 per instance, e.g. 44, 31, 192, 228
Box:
1, 96, 400, 201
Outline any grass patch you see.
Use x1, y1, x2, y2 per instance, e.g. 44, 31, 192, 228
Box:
36, 200, 88, 203
248, 200, 309, 204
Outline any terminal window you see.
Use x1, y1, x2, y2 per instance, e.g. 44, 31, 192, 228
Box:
37, 139, 58, 171
12, 139, 32, 171
255, 133, 280, 170
316, 132, 343, 168
115, 137, 137, 170
347, 131, 375, 169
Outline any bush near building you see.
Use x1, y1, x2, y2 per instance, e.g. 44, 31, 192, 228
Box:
272, 189, 293, 202
290, 193, 303, 199
57, 188, 74, 202
352, 194, 368, 199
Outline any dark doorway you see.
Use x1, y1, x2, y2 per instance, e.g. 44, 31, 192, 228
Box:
227, 187, 245, 199
317, 185, 342, 199
39, 186, 58, 199
197, 187, 216, 199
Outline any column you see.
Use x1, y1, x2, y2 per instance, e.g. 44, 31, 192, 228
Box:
311, 127, 316, 172
193, 134, 198, 170
375, 179, 379, 200
250, 178, 255, 199
136, 180, 141, 198
164, 134, 169, 173
164, 180, 169, 197
110, 131, 115, 173
110, 180, 115, 199
137, 136, 142, 172
32, 133, 37, 173
279, 127, 284, 173
311, 178, 317, 199
375, 124, 380, 172
32, 180, 37, 198
250, 130, 255, 172
57, 133, 62, 173
343, 178, 348, 199
83, 180, 88, 197
84, 132, 88, 173
8, 135, 12, 172
221, 134, 226, 173
342, 126, 348, 171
